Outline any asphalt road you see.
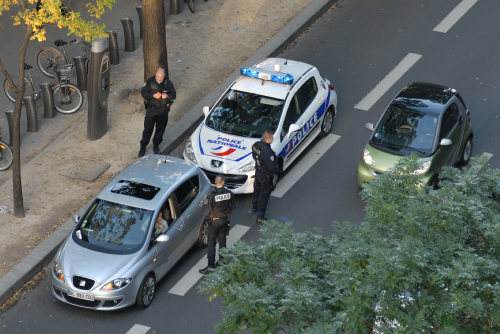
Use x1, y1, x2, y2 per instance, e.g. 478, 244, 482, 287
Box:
1, 0, 499, 333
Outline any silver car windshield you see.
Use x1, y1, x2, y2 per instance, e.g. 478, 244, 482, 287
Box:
73, 199, 154, 254
370, 106, 438, 157
205, 89, 284, 138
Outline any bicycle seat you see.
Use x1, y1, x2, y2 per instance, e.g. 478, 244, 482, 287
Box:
24, 63, 32, 70
54, 40, 68, 47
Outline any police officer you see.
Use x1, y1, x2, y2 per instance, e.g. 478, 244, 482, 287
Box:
139, 67, 176, 157
251, 130, 279, 224
199, 175, 235, 274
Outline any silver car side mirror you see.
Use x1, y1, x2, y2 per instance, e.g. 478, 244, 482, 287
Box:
365, 123, 375, 131
287, 124, 301, 137
155, 234, 170, 243
202, 106, 210, 118
439, 138, 453, 146
72, 215, 80, 224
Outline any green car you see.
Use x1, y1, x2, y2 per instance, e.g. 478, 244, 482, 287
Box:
357, 82, 473, 188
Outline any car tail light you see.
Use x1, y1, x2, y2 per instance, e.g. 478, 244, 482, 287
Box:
329, 83, 335, 90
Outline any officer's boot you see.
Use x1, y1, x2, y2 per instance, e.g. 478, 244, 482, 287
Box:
138, 145, 146, 158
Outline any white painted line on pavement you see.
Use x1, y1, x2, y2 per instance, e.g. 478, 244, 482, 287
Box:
126, 324, 150, 334
168, 224, 250, 296
354, 53, 422, 111
272, 134, 341, 198
480, 152, 493, 160
433, 0, 478, 33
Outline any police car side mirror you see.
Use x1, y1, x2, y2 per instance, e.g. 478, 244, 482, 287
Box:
365, 123, 375, 131
287, 124, 301, 137
202, 106, 210, 118
155, 234, 169, 243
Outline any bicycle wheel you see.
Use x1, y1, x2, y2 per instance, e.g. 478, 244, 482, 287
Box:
37, 47, 66, 78
3, 77, 32, 103
53, 83, 83, 114
0, 141, 13, 171
185, 0, 194, 13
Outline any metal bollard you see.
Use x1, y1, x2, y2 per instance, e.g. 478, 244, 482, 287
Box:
4, 109, 13, 145
39, 82, 55, 118
136, 6, 143, 39
120, 17, 135, 52
23, 95, 38, 132
107, 30, 119, 65
170, 0, 180, 15
73, 56, 87, 91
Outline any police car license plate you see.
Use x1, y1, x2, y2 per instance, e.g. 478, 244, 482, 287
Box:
67, 289, 94, 301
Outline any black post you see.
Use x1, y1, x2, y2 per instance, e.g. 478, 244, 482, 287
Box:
107, 30, 120, 65
170, 0, 180, 15
136, 5, 143, 39
73, 56, 87, 91
120, 17, 135, 52
39, 82, 56, 118
23, 95, 38, 132
4, 109, 13, 145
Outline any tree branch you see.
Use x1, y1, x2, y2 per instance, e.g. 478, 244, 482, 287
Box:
0, 58, 16, 90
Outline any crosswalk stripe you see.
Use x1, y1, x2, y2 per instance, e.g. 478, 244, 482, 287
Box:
126, 324, 151, 334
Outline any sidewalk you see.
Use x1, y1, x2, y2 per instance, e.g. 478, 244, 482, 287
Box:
0, 0, 336, 306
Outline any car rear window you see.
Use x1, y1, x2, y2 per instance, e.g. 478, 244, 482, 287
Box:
110, 180, 160, 200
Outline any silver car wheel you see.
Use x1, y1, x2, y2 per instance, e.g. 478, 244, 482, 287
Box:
142, 276, 155, 306
463, 139, 472, 162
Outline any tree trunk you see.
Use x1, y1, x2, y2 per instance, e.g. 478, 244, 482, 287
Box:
11, 25, 33, 218
142, 0, 168, 81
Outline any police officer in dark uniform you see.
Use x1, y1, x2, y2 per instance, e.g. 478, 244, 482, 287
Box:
251, 130, 279, 224
139, 67, 176, 157
199, 175, 236, 274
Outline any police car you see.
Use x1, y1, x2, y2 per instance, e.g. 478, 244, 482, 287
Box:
183, 58, 337, 193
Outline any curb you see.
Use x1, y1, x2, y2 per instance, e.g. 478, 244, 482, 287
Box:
0, 0, 337, 307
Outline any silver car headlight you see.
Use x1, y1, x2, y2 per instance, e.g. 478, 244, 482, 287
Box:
363, 149, 376, 167
412, 161, 431, 175
236, 160, 255, 173
102, 278, 132, 291
184, 138, 197, 164
53, 262, 64, 282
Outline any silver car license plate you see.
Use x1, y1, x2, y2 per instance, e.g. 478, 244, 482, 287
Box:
67, 289, 94, 301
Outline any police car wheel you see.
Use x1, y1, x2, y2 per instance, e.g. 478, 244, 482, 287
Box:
319, 108, 335, 137
197, 219, 209, 248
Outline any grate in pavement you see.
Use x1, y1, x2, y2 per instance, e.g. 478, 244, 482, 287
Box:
61, 158, 111, 182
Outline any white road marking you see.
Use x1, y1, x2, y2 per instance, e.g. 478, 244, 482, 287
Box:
354, 53, 422, 111
126, 324, 150, 334
480, 152, 493, 161
272, 134, 341, 198
433, 0, 478, 33
168, 224, 250, 296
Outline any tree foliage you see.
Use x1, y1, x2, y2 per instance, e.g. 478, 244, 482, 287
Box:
199, 155, 500, 333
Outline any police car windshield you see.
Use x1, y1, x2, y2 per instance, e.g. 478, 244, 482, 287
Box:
205, 89, 284, 138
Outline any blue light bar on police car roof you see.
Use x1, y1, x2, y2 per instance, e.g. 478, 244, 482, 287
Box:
240, 67, 294, 85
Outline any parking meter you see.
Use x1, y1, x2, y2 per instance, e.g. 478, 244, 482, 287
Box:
87, 38, 110, 140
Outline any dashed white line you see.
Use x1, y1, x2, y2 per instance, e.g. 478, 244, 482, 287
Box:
433, 0, 478, 33
126, 324, 151, 334
354, 53, 422, 111
272, 134, 341, 198
168, 224, 250, 296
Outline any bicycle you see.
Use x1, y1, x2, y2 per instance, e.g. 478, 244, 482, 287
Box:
0, 132, 13, 171
3, 63, 84, 114
37, 38, 90, 78
185, 0, 207, 13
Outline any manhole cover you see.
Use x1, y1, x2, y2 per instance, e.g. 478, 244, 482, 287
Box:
61, 158, 110, 182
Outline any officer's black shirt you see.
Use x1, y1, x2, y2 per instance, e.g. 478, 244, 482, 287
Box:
204, 187, 235, 220
252, 141, 278, 176
141, 75, 176, 116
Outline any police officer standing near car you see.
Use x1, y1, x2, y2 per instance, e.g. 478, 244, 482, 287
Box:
139, 67, 176, 157
199, 175, 236, 274
251, 130, 279, 224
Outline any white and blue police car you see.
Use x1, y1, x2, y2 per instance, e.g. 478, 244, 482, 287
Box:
183, 58, 337, 193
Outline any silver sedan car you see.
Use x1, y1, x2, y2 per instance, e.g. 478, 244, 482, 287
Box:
52, 155, 211, 310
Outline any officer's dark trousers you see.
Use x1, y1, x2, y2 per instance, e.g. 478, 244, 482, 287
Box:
252, 172, 273, 216
140, 112, 168, 149
207, 218, 228, 267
